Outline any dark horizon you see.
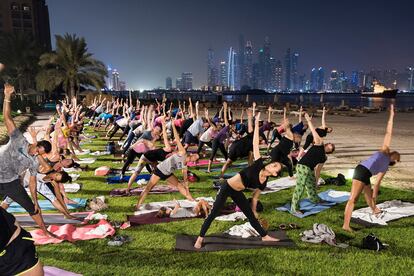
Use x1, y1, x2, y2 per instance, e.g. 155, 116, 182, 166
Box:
47, 0, 414, 90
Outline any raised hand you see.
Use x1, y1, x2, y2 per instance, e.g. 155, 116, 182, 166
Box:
3, 83, 15, 98
304, 113, 312, 121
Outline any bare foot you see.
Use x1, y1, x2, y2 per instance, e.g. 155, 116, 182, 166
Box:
342, 226, 354, 233
194, 237, 204, 249
262, 235, 280, 242
134, 204, 141, 211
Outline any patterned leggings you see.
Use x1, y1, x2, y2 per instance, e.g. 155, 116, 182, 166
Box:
291, 164, 320, 213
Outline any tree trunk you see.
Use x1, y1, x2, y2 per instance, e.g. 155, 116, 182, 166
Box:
69, 79, 75, 100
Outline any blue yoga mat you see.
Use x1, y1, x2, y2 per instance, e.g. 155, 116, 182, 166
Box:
107, 174, 151, 184
276, 189, 350, 218
8, 198, 87, 213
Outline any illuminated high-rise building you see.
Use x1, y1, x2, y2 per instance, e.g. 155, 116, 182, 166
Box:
291, 52, 299, 91
310, 68, 318, 91
317, 67, 324, 91
274, 60, 283, 91
106, 65, 113, 90
181, 72, 193, 90
112, 69, 120, 91
257, 48, 265, 89
284, 48, 291, 91
207, 48, 217, 87
166, 77, 172, 90
330, 70, 339, 91
175, 78, 182, 90
263, 36, 272, 91
243, 41, 253, 88
219, 61, 227, 87
227, 47, 236, 90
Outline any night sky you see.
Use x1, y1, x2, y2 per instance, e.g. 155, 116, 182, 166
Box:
48, 0, 414, 90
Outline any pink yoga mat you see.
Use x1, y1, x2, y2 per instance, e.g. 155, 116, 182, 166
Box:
30, 219, 115, 245
44, 266, 82, 276
187, 160, 221, 167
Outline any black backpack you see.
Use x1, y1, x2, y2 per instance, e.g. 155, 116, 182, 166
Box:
325, 173, 346, 186
362, 233, 385, 251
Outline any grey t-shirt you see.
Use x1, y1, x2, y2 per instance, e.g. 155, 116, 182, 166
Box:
187, 119, 203, 136
0, 129, 38, 183
139, 130, 153, 141
157, 153, 186, 176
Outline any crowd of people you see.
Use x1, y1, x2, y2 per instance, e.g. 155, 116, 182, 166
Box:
0, 80, 401, 275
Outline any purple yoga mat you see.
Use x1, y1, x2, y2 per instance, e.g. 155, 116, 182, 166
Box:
110, 185, 179, 197
127, 211, 197, 226
44, 266, 82, 276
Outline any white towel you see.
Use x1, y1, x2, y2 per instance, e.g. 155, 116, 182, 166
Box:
69, 174, 80, 181
90, 151, 111, 156
77, 158, 96, 164
226, 222, 260, 238
63, 183, 81, 193
215, 212, 247, 221
260, 177, 296, 195
352, 200, 414, 226
74, 149, 91, 155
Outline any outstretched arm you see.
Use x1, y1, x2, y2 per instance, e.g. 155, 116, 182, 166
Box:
381, 104, 394, 152
253, 112, 261, 160
304, 113, 322, 145
321, 106, 327, 128
2, 84, 16, 135
160, 117, 171, 152
172, 120, 186, 156
247, 108, 253, 133
299, 106, 303, 123
373, 172, 386, 203
223, 102, 229, 127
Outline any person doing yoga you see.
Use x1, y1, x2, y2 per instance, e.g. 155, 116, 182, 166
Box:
290, 113, 335, 214
194, 112, 282, 249
342, 104, 400, 232
135, 122, 199, 209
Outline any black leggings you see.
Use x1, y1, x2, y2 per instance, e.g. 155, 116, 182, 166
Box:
109, 124, 127, 140
121, 150, 143, 175
0, 179, 36, 215
199, 181, 267, 237
197, 141, 212, 155
210, 139, 228, 161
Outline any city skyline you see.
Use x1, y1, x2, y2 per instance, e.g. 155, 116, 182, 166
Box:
47, 0, 414, 90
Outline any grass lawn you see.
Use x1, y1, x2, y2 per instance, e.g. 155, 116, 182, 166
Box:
34, 125, 414, 276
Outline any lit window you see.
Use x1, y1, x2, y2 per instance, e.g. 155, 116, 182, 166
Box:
23, 5, 31, 11
11, 3, 19, 10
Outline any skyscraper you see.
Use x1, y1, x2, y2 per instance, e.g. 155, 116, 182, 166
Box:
252, 63, 260, 89
0, 0, 51, 50
243, 41, 253, 88
219, 61, 227, 87
317, 67, 324, 91
207, 48, 217, 87
237, 34, 245, 89
112, 69, 120, 91
257, 48, 265, 89
106, 65, 113, 90
310, 68, 318, 91
166, 77, 172, 90
284, 48, 292, 91
263, 37, 272, 91
227, 47, 236, 90
275, 60, 283, 92
330, 70, 339, 91
291, 52, 299, 91
175, 78, 182, 90
181, 72, 193, 90
269, 57, 277, 91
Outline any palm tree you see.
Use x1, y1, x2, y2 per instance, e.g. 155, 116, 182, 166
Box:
0, 32, 41, 100
36, 33, 107, 99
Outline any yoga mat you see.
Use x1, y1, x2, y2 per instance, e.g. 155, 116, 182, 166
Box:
187, 160, 221, 167
276, 189, 350, 218
133, 197, 215, 216
15, 212, 90, 227
110, 185, 179, 197
8, 198, 87, 213
44, 266, 82, 276
127, 211, 197, 226
351, 200, 414, 226
175, 231, 295, 252
30, 219, 115, 245
106, 174, 151, 184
